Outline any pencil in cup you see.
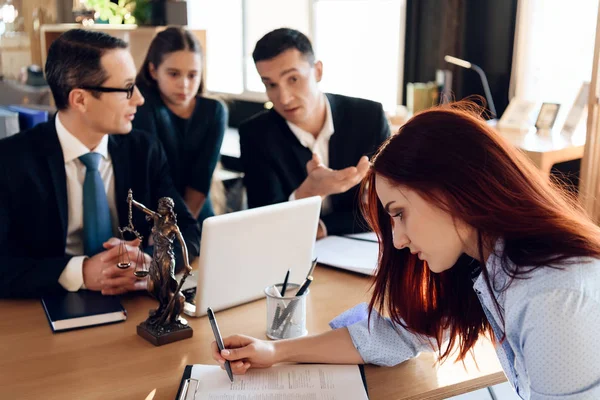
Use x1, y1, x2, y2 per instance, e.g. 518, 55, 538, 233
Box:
264, 283, 309, 339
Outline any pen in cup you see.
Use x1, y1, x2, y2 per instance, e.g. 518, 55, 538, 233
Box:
280, 276, 313, 336
272, 269, 291, 331
280, 268, 291, 296
295, 275, 313, 297
275, 275, 313, 330
307, 258, 318, 279
207, 307, 233, 382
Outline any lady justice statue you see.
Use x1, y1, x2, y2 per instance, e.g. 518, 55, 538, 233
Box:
122, 189, 193, 346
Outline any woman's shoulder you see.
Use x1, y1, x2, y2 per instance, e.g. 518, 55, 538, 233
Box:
506, 256, 600, 307
504, 258, 600, 357
491, 240, 600, 294
534, 256, 600, 284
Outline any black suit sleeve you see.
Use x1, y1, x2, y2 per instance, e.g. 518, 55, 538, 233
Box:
0, 166, 71, 298
148, 137, 201, 270
321, 103, 391, 236
239, 122, 289, 208
189, 100, 227, 194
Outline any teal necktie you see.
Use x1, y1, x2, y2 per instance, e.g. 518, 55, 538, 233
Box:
79, 152, 113, 256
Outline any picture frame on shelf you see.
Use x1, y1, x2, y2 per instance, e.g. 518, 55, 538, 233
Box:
535, 102, 561, 131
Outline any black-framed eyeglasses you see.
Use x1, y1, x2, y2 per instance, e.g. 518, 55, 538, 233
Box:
79, 84, 136, 99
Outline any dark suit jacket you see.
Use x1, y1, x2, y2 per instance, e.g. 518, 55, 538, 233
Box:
239, 93, 390, 235
134, 84, 227, 220
0, 120, 201, 298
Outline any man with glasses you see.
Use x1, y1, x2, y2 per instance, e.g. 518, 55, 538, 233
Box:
0, 29, 200, 298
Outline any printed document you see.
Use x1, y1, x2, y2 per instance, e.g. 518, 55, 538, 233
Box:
189, 364, 368, 400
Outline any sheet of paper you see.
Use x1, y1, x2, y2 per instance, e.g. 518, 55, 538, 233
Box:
314, 236, 379, 276
344, 232, 378, 243
190, 364, 368, 400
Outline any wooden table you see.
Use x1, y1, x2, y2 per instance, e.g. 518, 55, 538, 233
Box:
0, 267, 505, 400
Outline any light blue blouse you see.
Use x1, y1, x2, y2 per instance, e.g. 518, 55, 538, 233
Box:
333, 242, 600, 399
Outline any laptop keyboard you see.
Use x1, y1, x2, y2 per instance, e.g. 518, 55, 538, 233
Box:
182, 287, 196, 305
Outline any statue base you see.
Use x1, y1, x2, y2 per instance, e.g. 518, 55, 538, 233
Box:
137, 319, 193, 346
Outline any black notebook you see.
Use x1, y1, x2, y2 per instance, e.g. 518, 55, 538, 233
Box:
41, 290, 127, 332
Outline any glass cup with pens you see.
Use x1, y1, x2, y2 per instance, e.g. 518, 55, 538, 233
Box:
265, 260, 316, 340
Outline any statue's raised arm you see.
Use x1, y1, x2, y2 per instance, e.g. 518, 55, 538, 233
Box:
128, 189, 159, 220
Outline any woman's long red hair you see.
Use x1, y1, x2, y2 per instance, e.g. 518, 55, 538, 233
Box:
361, 101, 600, 362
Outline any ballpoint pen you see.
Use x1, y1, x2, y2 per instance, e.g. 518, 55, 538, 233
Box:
294, 275, 313, 298
306, 258, 318, 279
207, 307, 233, 382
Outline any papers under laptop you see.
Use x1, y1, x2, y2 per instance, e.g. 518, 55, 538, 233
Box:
182, 196, 321, 317
314, 232, 379, 276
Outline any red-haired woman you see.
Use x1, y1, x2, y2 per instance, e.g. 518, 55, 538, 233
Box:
211, 103, 600, 399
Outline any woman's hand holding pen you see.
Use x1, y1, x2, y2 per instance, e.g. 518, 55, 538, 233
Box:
211, 334, 278, 374
211, 329, 364, 374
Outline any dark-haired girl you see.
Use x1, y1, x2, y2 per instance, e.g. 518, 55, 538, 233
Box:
134, 27, 227, 225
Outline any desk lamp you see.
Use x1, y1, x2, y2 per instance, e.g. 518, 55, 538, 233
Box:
444, 55, 497, 118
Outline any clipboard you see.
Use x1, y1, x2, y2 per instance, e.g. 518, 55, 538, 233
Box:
175, 364, 369, 399
176, 366, 196, 400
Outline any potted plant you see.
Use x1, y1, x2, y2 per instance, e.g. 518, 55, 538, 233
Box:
131, 0, 152, 26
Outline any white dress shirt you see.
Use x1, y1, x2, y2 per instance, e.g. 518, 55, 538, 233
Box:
287, 95, 335, 215
55, 113, 119, 291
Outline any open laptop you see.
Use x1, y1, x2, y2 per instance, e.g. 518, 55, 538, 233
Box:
182, 196, 321, 317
